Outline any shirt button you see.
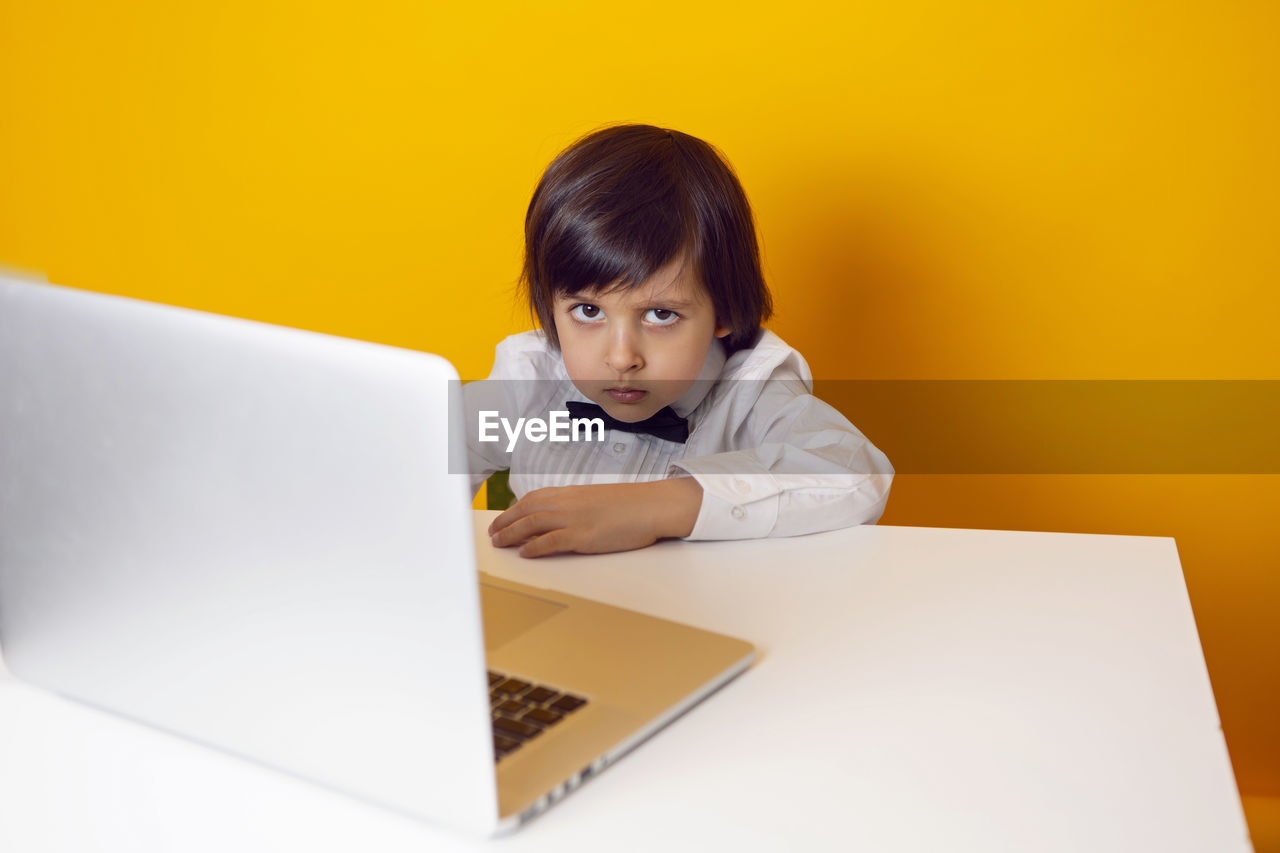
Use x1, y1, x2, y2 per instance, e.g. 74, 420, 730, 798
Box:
731, 505, 747, 521
612, 442, 627, 454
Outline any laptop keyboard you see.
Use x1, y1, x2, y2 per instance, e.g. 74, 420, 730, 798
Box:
488, 669, 589, 762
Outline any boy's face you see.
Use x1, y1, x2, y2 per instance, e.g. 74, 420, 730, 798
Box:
553, 254, 729, 423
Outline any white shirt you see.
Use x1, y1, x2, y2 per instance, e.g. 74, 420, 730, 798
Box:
464, 329, 894, 540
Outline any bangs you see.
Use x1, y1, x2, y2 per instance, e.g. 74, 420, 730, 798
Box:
535, 153, 697, 297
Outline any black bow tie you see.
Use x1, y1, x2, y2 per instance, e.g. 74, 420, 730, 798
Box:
565, 400, 690, 444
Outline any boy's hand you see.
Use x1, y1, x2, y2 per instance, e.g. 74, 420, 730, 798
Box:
488, 478, 703, 558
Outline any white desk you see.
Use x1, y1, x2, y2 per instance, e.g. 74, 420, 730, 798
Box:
0, 514, 1253, 852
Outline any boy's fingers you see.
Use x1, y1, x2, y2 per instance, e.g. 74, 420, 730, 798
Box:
488, 507, 516, 535
489, 500, 533, 536
488, 488, 559, 535
490, 514, 532, 547
491, 512, 560, 548
518, 530, 570, 559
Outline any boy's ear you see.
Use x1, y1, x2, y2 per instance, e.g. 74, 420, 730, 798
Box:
714, 322, 731, 339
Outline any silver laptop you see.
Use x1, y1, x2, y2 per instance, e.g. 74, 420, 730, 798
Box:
0, 273, 754, 835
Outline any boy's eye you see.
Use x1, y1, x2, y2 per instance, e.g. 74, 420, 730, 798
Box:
645, 308, 679, 326
570, 303, 602, 321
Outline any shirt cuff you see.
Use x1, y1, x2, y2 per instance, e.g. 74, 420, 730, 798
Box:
670, 459, 782, 540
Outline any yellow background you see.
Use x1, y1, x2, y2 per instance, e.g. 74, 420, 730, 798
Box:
2, 0, 1277, 840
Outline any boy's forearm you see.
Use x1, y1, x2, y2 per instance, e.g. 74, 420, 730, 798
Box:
649, 476, 703, 540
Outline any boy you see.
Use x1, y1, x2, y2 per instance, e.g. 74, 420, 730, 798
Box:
467, 125, 893, 557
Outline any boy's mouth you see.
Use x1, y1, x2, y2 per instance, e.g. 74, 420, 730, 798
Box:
604, 388, 647, 404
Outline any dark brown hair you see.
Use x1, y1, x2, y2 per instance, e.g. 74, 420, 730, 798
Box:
522, 124, 772, 355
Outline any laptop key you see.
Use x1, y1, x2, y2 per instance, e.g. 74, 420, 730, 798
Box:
495, 678, 532, 696
495, 699, 526, 716
487, 671, 503, 686
525, 686, 558, 704
549, 694, 587, 713
494, 734, 521, 753
522, 707, 563, 727
493, 716, 541, 739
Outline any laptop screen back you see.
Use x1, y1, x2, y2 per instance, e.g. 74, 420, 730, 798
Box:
0, 276, 498, 832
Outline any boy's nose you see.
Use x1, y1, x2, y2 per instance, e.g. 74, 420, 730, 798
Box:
604, 328, 643, 374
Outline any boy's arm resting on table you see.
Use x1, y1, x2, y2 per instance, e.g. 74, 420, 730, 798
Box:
487, 478, 703, 558
671, 391, 894, 540
488, 391, 893, 557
